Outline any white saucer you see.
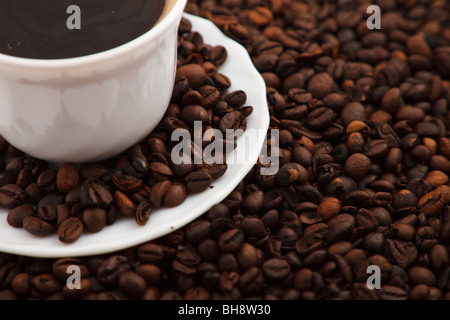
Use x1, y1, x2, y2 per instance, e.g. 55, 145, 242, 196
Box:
0, 13, 270, 258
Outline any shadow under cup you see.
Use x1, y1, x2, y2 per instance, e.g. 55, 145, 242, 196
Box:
0, 0, 185, 163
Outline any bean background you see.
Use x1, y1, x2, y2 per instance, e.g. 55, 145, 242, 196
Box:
1, 0, 450, 300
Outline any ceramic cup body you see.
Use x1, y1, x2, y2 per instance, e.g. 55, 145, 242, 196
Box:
0, 0, 186, 163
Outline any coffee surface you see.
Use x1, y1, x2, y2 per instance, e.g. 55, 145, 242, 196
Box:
0, 0, 165, 59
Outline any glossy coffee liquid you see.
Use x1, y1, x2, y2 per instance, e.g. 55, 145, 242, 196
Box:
0, 0, 166, 59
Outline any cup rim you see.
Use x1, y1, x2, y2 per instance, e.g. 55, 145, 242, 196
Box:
0, 0, 187, 69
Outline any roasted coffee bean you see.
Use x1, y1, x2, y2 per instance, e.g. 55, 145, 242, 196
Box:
81, 207, 108, 233
295, 233, 324, 256
408, 267, 437, 286
36, 205, 57, 225
163, 183, 187, 208
340, 102, 367, 127
176, 64, 206, 89
118, 271, 147, 299
378, 285, 408, 300
276, 163, 308, 187
97, 255, 131, 287
0, 1, 449, 301
364, 140, 389, 160
219, 111, 244, 132
343, 153, 371, 180
262, 258, 291, 280
22, 216, 54, 237
56, 163, 79, 194
327, 176, 357, 197
385, 239, 418, 269
57, 217, 84, 244
135, 201, 152, 226
0, 184, 26, 209
7, 204, 35, 228
181, 104, 210, 124
305, 107, 335, 131
307, 72, 335, 99
429, 244, 450, 272
79, 178, 113, 209
124, 158, 148, 179
317, 197, 340, 221
185, 171, 212, 193
218, 228, 244, 253
326, 214, 356, 245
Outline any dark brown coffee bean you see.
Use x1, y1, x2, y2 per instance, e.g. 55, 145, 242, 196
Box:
408, 266, 436, 286
303, 248, 328, 269
429, 244, 450, 272
415, 226, 439, 251
176, 64, 206, 89
52, 258, 89, 281
327, 176, 357, 197
97, 255, 130, 286
363, 232, 386, 253
326, 214, 356, 245
36, 205, 57, 225
10, 273, 31, 298
37, 169, 57, 192
135, 201, 152, 226
79, 178, 113, 209
385, 239, 418, 269
292, 145, 313, 168
32, 274, 62, 294
378, 285, 407, 300
305, 107, 335, 131
295, 233, 323, 256
262, 258, 291, 280
148, 180, 171, 208
185, 171, 212, 193
391, 223, 416, 241
211, 72, 231, 89
364, 139, 389, 160
392, 190, 418, 210
7, 204, 35, 228
113, 191, 135, 217
381, 87, 402, 113
343, 153, 371, 180
124, 158, 149, 179
207, 45, 227, 67
276, 163, 308, 187
118, 271, 147, 299
340, 102, 367, 126
22, 216, 54, 237
223, 23, 252, 44
219, 111, 244, 132
0, 184, 26, 209
218, 228, 244, 253
181, 104, 210, 124
237, 267, 264, 296
57, 217, 84, 244
56, 163, 79, 194
307, 72, 335, 99
225, 90, 247, 109
409, 284, 431, 300
163, 183, 187, 208
81, 207, 107, 233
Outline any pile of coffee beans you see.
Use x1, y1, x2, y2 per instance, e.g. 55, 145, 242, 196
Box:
0, 18, 251, 244
1, 0, 450, 300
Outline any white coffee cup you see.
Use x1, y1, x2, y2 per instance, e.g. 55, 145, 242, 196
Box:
0, 0, 187, 163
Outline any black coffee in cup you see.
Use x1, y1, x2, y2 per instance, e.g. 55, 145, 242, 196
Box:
0, 0, 166, 59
